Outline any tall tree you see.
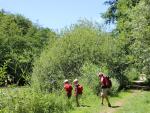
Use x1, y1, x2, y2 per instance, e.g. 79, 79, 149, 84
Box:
103, 0, 150, 82
0, 10, 56, 85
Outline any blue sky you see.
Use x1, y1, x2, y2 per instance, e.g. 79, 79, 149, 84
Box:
0, 0, 112, 31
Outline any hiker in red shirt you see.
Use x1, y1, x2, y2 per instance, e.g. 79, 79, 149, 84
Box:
73, 79, 83, 107
98, 72, 111, 107
64, 79, 73, 99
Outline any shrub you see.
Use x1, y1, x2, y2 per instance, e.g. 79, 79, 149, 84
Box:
0, 60, 9, 86
31, 22, 114, 92
80, 62, 100, 95
0, 65, 7, 86
109, 78, 120, 96
0, 87, 73, 113
80, 62, 116, 95
124, 67, 139, 82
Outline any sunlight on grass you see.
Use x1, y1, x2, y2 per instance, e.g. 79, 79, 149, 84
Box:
116, 91, 150, 113
69, 90, 132, 113
70, 90, 150, 113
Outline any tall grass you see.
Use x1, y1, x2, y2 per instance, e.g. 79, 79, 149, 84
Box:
0, 87, 73, 113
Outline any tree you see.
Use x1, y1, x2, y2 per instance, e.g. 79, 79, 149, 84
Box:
31, 20, 118, 92
102, 0, 140, 24
103, 0, 150, 83
123, 0, 150, 80
0, 10, 57, 85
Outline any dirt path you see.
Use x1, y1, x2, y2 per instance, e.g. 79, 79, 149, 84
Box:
99, 90, 140, 113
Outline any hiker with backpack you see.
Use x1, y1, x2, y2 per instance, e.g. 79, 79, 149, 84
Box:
73, 79, 83, 107
98, 72, 111, 107
64, 79, 73, 99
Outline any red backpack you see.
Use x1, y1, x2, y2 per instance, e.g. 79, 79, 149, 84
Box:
101, 76, 112, 88
77, 85, 83, 94
105, 76, 112, 88
64, 84, 73, 92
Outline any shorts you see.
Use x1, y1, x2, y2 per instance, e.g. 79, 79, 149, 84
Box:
101, 88, 109, 97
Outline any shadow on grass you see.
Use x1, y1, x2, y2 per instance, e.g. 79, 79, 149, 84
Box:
80, 104, 91, 107
111, 105, 120, 108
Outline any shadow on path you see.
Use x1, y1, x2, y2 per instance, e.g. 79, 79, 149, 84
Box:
111, 105, 120, 108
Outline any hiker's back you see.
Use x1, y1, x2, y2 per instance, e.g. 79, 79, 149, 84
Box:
77, 84, 83, 94
101, 76, 112, 88
64, 83, 72, 92
105, 76, 112, 88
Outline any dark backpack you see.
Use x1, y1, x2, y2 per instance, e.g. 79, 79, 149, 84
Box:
105, 76, 112, 88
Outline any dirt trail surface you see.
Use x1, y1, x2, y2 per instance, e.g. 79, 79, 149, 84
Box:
99, 90, 140, 113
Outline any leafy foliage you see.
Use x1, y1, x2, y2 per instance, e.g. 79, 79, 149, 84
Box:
103, 0, 150, 83
0, 88, 73, 113
32, 20, 119, 92
0, 10, 57, 85
0, 62, 7, 86
102, 0, 140, 24
123, 0, 150, 80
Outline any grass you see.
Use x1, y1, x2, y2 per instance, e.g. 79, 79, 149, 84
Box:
1, 86, 150, 113
69, 88, 131, 113
69, 93, 101, 113
0, 87, 73, 113
116, 90, 150, 113
69, 90, 150, 113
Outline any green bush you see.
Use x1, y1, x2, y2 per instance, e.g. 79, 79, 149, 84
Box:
0, 61, 9, 86
31, 21, 115, 92
80, 62, 100, 95
0, 66, 7, 86
0, 87, 73, 113
109, 78, 120, 96
80, 62, 120, 96
124, 67, 139, 82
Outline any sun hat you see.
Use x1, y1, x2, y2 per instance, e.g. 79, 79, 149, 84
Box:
73, 78, 78, 82
64, 79, 69, 83
98, 72, 103, 77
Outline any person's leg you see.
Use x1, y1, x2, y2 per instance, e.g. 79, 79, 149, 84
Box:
105, 96, 111, 107
76, 95, 80, 107
67, 93, 71, 99
101, 88, 111, 107
106, 88, 111, 107
101, 95, 104, 105
101, 89, 104, 105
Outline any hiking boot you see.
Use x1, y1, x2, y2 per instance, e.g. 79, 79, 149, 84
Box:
108, 103, 111, 107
